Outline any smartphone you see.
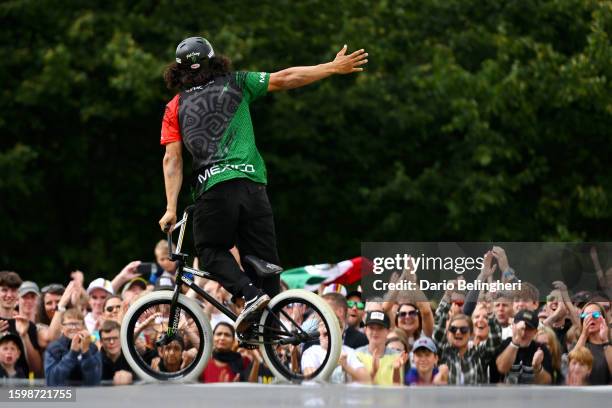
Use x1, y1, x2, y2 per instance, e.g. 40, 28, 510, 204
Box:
137, 262, 159, 276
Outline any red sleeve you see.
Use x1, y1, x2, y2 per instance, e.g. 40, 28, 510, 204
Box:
160, 94, 181, 145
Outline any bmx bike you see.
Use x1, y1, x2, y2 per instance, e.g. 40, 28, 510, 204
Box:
120, 206, 342, 383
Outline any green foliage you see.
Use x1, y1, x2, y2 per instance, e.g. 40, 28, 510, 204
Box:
1, 0, 611, 283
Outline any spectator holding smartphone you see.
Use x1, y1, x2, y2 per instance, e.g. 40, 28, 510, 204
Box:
44, 308, 101, 386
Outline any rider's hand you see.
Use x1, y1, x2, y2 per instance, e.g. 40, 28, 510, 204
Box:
159, 210, 177, 232
331, 45, 368, 74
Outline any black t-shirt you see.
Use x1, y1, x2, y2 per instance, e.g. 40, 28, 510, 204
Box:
3, 319, 41, 375
552, 319, 572, 353
497, 338, 553, 384
100, 348, 134, 381
586, 342, 611, 385
344, 326, 368, 349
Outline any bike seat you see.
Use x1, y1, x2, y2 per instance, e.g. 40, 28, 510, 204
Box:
244, 255, 283, 278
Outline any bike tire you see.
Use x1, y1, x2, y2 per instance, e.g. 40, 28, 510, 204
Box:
258, 289, 342, 382
120, 291, 213, 382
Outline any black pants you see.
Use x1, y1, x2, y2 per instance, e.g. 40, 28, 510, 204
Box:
193, 178, 280, 298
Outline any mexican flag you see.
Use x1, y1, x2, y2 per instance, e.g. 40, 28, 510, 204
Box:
281, 257, 369, 291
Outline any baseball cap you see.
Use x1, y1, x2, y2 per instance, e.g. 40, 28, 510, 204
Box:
41, 283, 65, 294
514, 309, 539, 329
121, 277, 148, 297
87, 278, 114, 296
365, 311, 390, 329
322, 283, 347, 297
413, 336, 437, 354
0, 332, 24, 350
18, 281, 40, 297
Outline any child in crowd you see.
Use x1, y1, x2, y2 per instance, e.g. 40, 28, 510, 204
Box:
0, 333, 27, 379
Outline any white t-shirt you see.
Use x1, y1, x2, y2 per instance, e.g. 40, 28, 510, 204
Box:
301, 345, 364, 383
501, 325, 513, 340
84, 312, 98, 333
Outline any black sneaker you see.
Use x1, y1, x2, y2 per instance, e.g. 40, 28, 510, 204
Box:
235, 292, 270, 333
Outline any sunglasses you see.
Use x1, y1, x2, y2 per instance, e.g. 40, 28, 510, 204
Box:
448, 326, 470, 334
397, 310, 419, 318
580, 311, 602, 320
347, 300, 365, 310
105, 305, 121, 313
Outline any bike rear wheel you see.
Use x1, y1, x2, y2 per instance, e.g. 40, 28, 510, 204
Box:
258, 289, 342, 382
120, 291, 213, 382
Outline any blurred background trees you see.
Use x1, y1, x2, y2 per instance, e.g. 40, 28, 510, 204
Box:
2, 0, 611, 283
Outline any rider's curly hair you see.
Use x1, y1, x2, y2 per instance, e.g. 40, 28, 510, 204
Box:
163, 55, 232, 91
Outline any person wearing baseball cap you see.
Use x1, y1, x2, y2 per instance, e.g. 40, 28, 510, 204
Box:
495, 309, 553, 384
18, 281, 40, 324
84, 278, 114, 333
404, 337, 448, 385
158, 34, 368, 334
0, 332, 27, 379
355, 311, 401, 385
121, 277, 148, 304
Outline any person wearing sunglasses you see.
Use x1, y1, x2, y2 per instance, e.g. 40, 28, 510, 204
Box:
495, 309, 552, 384
102, 296, 123, 325
573, 302, 611, 385
395, 303, 423, 346
346, 291, 366, 332
321, 293, 368, 349
432, 286, 502, 385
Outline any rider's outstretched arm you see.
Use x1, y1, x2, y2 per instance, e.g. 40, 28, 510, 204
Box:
268, 45, 367, 92
159, 141, 183, 231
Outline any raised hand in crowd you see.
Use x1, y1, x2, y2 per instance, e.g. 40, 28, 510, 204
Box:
433, 364, 449, 385
13, 314, 29, 337
532, 347, 544, 372
480, 251, 497, 282
111, 261, 142, 293
0, 319, 8, 334
512, 320, 527, 347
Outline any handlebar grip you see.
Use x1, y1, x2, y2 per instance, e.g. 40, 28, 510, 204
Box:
184, 205, 195, 215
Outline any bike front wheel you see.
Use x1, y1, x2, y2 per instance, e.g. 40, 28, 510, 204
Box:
258, 289, 342, 382
120, 291, 213, 382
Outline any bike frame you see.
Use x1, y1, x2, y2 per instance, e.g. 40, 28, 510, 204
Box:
165, 206, 238, 337
162, 206, 315, 347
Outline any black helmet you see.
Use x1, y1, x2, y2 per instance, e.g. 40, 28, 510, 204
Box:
175, 37, 215, 69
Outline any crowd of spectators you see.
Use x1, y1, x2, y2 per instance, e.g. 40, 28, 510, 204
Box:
0, 244, 610, 387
